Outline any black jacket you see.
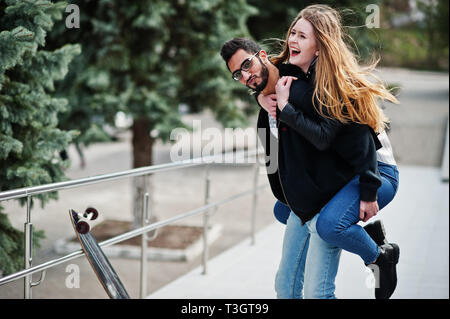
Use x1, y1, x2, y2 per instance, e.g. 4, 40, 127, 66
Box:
257, 62, 382, 224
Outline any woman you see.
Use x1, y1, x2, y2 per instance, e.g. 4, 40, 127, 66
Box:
260, 5, 400, 299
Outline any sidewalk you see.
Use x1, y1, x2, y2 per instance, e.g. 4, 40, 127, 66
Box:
148, 165, 449, 299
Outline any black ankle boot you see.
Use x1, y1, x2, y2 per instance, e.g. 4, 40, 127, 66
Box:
367, 243, 400, 299
364, 220, 388, 246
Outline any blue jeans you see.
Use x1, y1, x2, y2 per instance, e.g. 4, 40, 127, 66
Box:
275, 212, 341, 299
274, 162, 399, 298
316, 162, 399, 264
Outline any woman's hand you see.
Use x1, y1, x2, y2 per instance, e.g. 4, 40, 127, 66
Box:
359, 200, 379, 222
257, 93, 278, 119
275, 76, 297, 111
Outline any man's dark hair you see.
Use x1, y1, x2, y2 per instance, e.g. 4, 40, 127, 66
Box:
220, 38, 261, 68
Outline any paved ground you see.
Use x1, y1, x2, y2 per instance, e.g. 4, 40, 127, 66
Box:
376, 67, 449, 167
0, 67, 448, 299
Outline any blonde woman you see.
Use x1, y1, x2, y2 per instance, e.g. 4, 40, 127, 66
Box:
268, 5, 400, 299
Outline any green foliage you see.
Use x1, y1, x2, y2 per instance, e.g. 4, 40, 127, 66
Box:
369, 27, 427, 69
48, 0, 258, 149
0, 0, 79, 275
0, 210, 44, 276
363, 0, 449, 71
415, 0, 449, 69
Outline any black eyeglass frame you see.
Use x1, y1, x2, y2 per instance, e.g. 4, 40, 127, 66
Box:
231, 51, 260, 81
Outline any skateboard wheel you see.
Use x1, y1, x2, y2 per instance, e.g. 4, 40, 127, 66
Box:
76, 221, 90, 234
84, 207, 98, 220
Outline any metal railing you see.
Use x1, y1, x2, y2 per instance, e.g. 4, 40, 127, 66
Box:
441, 117, 449, 182
0, 148, 268, 298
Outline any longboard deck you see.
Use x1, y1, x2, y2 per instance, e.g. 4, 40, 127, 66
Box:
69, 209, 130, 299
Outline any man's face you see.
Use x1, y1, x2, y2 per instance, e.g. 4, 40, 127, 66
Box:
227, 49, 269, 92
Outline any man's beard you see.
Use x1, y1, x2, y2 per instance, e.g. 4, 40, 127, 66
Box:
247, 58, 269, 92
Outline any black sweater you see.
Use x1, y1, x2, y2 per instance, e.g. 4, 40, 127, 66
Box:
257, 62, 382, 224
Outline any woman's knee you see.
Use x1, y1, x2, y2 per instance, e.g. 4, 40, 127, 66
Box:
316, 213, 340, 243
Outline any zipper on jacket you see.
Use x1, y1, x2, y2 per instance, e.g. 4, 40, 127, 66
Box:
275, 124, 293, 213
270, 106, 293, 215
277, 169, 292, 212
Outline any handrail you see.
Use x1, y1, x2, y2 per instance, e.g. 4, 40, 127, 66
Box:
0, 147, 262, 201
441, 117, 449, 181
0, 147, 268, 298
0, 183, 268, 286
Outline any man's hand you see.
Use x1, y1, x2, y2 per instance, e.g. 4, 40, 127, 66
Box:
275, 76, 297, 111
257, 93, 277, 119
359, 200, 379, 222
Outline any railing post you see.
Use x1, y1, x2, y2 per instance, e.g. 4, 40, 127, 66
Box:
441, 117, 449, 182
251, 161, 259, 245
140, 191, 149, 299
24, 195, 32, 299
202, 165, 211, 275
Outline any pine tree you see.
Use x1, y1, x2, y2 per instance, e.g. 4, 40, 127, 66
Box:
47, 0, 258, 227
0, 0, 80, 275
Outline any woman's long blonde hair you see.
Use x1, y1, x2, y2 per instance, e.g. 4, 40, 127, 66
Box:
270, 5, 399, 133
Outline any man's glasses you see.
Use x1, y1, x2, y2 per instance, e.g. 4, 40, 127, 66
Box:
232, 51, 259, 81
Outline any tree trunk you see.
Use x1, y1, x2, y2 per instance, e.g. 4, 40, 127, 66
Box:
131, 117, 155, 229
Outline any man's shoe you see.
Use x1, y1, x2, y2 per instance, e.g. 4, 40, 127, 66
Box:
368, 243, 400, 299
363, 220, 388, 246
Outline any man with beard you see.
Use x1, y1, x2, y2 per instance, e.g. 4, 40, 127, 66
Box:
220, 39, 277, 117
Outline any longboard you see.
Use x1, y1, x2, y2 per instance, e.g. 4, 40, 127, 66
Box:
69, 208, 130, 299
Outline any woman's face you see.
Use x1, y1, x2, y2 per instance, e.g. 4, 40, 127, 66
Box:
288, 18, 319, 73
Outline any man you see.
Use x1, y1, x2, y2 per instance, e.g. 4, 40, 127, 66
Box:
220, 38, 396, 299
